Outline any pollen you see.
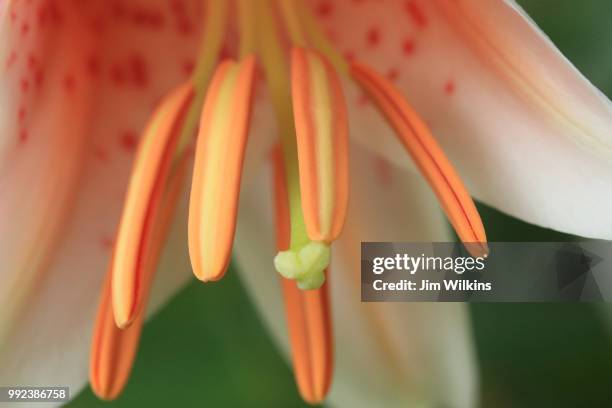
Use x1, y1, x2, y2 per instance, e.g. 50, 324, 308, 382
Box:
275, 241, 330, 290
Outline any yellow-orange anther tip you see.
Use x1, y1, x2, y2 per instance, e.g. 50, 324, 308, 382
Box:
191, 262, 229, 283
113, 295, 137, 329
291, 47, 349, 244
188, 57, 256, 283
114, 312, 131, 330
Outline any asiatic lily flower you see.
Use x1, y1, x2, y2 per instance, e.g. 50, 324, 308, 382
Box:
1, 0, 611, 408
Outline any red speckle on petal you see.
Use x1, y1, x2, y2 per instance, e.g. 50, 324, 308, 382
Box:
129, 53, 149, 87
357, 92, 370, 107
170, 0, 186, 14
366, 27, 380, 47
35, 69, 45, 87
36, 4, 49, 27
63, 74, 76, 92
6, 51, 17, 69
131, 8, 165, 30
402, 38, 416, 56
19, 129, 29, 143
93, 146, 109, 162
170, 0, 195, 36
20, 78, 30, 93
27, 54, 38, 69
387, 68, 399, 82
405, 1, 428, 28
99, 235, 114, 251
86, 55, 101, 77
21, 22, 30, 35
110, 64, 126, 85
343, 51, 356, 62
375, 158, 393, 186
90, 16, 107, 33
120, 130, 138, 152
182, 59, 195, 77
316, 1, 333, 17
51, 3, 65, 24
112, 1, 127, 19
177, 18, 194, 36
444, 80, 456, 95
219, 45, 232, 61
18, 106, 26, 122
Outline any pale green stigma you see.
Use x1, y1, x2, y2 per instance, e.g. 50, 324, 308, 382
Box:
274, 242, 330, 290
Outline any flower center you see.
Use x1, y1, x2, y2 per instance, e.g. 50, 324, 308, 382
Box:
90, 0, 489, 404
250, 0, 350, 290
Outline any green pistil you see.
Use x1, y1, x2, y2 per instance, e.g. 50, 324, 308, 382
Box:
274, 241, 330, 290
255, 1, 330, 290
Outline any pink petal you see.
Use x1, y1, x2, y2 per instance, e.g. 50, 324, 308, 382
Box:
0, 0, 204, 392
312, 0, 612, 239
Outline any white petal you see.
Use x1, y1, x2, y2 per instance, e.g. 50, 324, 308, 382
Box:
313, 0, 612, 239
0, 0, 204, 398
235, 145, 477, 408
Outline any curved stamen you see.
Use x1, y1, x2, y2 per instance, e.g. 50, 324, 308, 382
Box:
188, 56, 257, 282
350, 62, 488, 257
111, 83, 194, 328
256, 2, 332, 289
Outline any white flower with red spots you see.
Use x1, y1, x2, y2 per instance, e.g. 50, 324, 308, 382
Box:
1, 0, 611, 407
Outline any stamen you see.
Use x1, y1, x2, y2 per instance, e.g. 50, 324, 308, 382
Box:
291, 47, 349, 244
111, 83, 194, 328
188, 56, 256, 282
350, 62, 488, 257
273, 148, 333, 404
256, 3, 332, 288
90, 155, 189, 400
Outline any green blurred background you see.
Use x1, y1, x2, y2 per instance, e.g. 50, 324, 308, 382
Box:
69, 1, 612, 407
